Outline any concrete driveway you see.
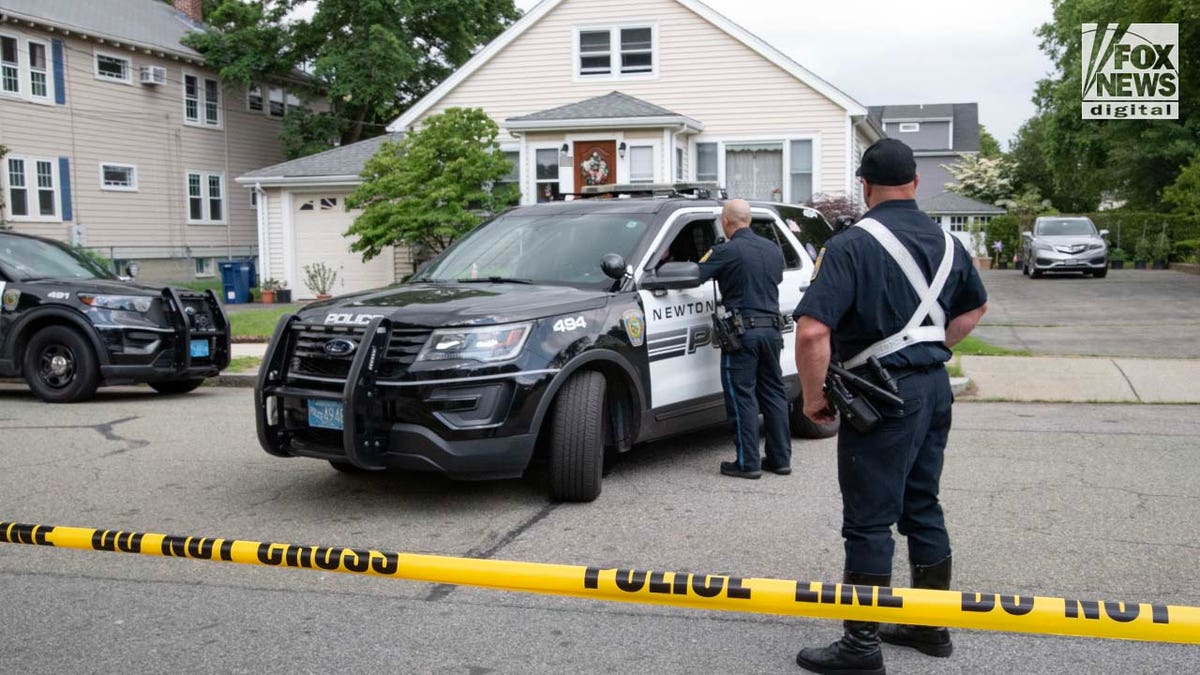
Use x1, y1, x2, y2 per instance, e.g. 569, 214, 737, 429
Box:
972, 269, 1200, 358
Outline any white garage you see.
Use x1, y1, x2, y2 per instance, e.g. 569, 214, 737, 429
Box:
237, 133, 416, 301
291, 194, 395, 299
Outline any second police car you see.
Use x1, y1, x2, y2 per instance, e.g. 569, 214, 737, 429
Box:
254, 186, 840, 502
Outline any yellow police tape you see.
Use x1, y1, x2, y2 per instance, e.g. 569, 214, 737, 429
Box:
2, 520, 1198, 645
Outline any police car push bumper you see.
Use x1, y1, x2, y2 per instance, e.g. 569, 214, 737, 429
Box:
256, 314, 551, 479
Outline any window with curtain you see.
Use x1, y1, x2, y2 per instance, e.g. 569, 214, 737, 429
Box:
696, 143, 718, 182
629, 146, 654, 183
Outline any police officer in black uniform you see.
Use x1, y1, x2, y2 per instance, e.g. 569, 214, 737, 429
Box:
792, 139, 989, 674
697, 199, 792, 479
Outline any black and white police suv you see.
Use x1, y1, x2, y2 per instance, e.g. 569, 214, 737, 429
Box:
0, 231, 231, 402
254, 186, 839, 501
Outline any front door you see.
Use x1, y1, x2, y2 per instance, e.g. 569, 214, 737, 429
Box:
574, 140, 617, 189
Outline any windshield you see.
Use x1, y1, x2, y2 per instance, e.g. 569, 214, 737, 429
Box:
0, 236, 115, 282
1036, 219, 1097, 236
414, 211, 652, 287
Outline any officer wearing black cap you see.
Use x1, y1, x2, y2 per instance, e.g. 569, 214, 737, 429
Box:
698, 198, 791, 479
792, 138, 988, 674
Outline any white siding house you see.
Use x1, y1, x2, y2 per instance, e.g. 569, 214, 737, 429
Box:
240, 0, 883, 297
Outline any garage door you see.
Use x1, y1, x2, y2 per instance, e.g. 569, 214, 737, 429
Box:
292, 195, 394, 299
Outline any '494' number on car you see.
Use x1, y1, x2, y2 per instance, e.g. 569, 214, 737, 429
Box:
553, 316, 587, 332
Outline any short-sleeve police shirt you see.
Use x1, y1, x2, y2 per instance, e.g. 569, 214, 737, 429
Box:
793, 199, 987, 369
698, 227, 785, 316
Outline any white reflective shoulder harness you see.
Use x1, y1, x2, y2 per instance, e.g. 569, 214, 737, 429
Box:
842, 218, 956, 370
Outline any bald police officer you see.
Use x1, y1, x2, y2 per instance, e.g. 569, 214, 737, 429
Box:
793, 139, 988, 674
698, 199, 791, 479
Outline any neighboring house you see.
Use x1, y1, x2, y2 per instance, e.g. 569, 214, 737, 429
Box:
240, 0, 884, 299
868, 102, 1002, 253
0, 0, 309, 282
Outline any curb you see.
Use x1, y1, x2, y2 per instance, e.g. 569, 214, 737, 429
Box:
208, 372, 258, 388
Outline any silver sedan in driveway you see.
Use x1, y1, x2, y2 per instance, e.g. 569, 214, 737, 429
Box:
1022, 216, 1109, 278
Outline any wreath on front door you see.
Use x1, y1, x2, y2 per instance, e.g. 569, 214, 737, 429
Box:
581, 150, 610, 185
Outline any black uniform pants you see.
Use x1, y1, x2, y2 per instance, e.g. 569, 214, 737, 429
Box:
721, 327, 791, 471
837, 367, 953, 576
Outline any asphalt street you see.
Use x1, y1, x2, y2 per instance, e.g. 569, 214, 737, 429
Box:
972, 269, 1200, 358
1, 385, 1197, 673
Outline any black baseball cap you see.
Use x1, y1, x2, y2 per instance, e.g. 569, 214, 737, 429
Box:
855, 138, 917, 186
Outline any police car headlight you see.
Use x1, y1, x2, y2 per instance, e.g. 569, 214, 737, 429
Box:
417, 323, 532, 363
77, 294, 154, 313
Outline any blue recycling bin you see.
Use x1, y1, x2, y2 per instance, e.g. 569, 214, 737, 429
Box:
218, 260, 255, 304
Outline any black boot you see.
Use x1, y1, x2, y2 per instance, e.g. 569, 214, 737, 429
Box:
795, 572, 887, 675
879, 555, 954, 657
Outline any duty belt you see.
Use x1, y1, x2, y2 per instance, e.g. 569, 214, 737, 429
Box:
741, 314, 785, 330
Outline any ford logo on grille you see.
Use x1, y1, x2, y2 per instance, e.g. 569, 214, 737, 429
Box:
323, 338, 358, 356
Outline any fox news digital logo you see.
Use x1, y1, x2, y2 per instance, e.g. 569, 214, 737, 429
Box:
1082, 23, 1178, 119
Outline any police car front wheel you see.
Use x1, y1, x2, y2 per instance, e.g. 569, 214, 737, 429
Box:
548, 371, 607, 503
22, 325, 101, 403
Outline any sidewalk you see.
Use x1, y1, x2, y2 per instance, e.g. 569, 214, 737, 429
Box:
960, 355, 1200, 403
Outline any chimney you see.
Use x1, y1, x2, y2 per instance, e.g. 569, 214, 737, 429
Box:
173, 0, 203, 23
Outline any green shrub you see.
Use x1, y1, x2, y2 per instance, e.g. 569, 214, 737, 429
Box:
1109, 248, 1127, 262
1133, 237, 1152, 263
985, 214, 1021, 260
1086, 212, 1200, 249
1151, 228, 1172, 262
1173, 239, 1200, 263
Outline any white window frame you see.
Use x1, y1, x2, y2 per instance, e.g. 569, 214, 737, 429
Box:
26, 38, 50, 101
94, 49, 132, 84
626, 143, 658, 184
194, 257, 216, 277
572, 23, 658, 82
949, 215, 969, 233
530, 144, 564, 204
267, 85, 285, 118
690, 133, 822, 204
185, 170, 226, 224
183, 71, 221, 128
99, 163, 138, 192
0, 32, 20, 97
3, 154, 61, 223
898, 122, 920, 133
247, 82, 263, 112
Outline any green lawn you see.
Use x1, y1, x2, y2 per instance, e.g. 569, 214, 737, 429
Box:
229, 306, 297, 338
226, 356, 262, 373
952, 335, 1031, 357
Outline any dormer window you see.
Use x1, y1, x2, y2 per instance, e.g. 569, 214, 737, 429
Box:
898, 122, 920, 133
576, 25, 656, 78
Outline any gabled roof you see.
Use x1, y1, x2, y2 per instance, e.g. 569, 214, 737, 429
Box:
868, 103, 980, 153
506, 91, 703, 131
0, 0, 203, 60
389, 0, 867, 132
236, 133, 405, 186
920, 190, 1005, 215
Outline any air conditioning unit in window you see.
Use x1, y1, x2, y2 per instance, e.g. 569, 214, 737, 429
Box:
140, 65, 167, 86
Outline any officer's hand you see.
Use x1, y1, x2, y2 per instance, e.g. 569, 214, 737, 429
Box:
803, 396, 837, 425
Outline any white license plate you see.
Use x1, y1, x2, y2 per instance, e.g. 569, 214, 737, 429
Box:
190, 339, 210, 358
308, 400, 344, 431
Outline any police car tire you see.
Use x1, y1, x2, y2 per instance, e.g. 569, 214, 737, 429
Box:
789, 401, 840, 439
22, 325, 101, 403
548, 371, 606, 502
148, 379, 205, 395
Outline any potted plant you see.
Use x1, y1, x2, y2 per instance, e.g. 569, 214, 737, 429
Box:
1151, 229, 1172, 269
259, 278, 282, 304
304, 262, 338, 300
1133, 236, 1151, 270
1108, 248, 1126, 270
991, 240, 1007, 269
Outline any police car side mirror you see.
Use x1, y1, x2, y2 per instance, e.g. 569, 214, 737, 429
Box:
1099, 229, 1110, 238
1022, 230, 1033, 239
640, 262, 701, 291
601, 253, 628, 281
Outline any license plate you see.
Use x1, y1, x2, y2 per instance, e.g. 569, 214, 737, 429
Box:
190, 339, 210, 358
308, 400, 344, 431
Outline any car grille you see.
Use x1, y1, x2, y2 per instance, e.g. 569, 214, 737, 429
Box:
288, 324, 430, 382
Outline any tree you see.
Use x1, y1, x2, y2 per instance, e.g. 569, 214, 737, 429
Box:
944, 154, 1015, 204
344, 108, 517, 260
183, 0, 519, 156
807, 193, 862, 222
1162, 152, 1200, 215
977, 125, 1002, 158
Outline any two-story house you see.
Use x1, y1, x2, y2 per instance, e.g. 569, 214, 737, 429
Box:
868, 102, 1004, 253
240, 0, 884, 299
0, 0, 305, 282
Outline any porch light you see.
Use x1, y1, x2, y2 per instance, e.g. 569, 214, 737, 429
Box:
618, 141, 627, 159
